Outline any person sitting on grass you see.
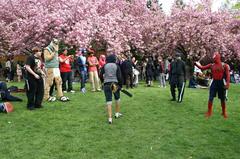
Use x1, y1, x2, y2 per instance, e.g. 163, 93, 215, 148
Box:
100, 54, 123, 124
0, 81, 22, 102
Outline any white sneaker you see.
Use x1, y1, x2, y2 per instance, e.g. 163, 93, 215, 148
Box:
115, 112, 123, 118
108, 118, 112, 124
70, 90, 75, 93
63, 91, 67, 93
47, 96, 56, 102
81, 88, 86, 93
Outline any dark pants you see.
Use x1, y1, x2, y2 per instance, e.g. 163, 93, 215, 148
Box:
146, 71, 153, 83
26, 77, 44, 109
6, 70, 11, 81
209, 80, 226, 102
170, 76, 185, 102
103, 82, 120, 103
123, 72, 133, 88
10, 71, 14, 81
80, 70, 87, 89
61, 72, 73, 91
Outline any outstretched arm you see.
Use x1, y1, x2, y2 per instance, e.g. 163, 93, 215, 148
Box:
195, 62, 212, 70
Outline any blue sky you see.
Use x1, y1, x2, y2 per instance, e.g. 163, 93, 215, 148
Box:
158, 0, 238, 14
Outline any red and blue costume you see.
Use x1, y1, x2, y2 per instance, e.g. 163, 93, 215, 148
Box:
195, 52, 230, 118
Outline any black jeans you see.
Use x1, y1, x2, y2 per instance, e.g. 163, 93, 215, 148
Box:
170, 76, 185, 102
26, 77, 44, 108
61, 72, 73, 91
123, 72, 133, 88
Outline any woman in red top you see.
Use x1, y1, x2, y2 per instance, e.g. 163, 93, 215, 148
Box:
59, 48, 75, 93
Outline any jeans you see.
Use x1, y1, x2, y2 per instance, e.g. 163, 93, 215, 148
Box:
80, 71, 87, 89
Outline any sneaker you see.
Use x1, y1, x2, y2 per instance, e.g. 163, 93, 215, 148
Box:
108, 118, 112, 124
70, 90, 75, 93
63, 91, 67, 93
115, 112, 123, 118
97, 89, 101, 92
47, 96, 56, 102
81, 88, 86, 93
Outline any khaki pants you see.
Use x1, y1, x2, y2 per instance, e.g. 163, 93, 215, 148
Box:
89, 71, 100, 91
44, 68, 63, 100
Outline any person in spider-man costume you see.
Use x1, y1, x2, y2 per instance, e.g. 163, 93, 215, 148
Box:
195, 52, 230, 119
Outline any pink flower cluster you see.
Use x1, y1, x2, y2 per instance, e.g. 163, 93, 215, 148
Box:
0, 0, 239, 60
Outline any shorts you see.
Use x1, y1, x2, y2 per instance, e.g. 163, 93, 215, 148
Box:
103, 82, 120, 104
209, 80, 226, 101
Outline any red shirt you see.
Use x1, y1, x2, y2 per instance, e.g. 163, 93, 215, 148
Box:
59, 54, 72, 72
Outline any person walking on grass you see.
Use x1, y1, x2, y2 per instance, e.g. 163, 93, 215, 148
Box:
169, 52, 186, 103
25, 47, 45, 110
100, 54, 123, 124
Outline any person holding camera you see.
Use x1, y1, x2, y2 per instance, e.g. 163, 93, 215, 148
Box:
59, 47, 75, 93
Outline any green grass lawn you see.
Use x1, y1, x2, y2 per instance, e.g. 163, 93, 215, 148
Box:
0, 81, 240, 159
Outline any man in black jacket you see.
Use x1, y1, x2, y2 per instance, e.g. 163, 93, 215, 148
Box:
121, 57, 133, 89
169, 53, 186, 103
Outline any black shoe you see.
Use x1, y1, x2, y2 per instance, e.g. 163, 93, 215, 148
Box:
170, 98, 176, 101
177, 100, 182, 103
35, 105, 43, 109
27, 107, 35, 110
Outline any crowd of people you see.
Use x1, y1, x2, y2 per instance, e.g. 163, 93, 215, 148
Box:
0, 38, 238, 122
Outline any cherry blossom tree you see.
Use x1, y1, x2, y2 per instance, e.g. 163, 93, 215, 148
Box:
0, 0, 239, 61
141, 1, 239, 61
